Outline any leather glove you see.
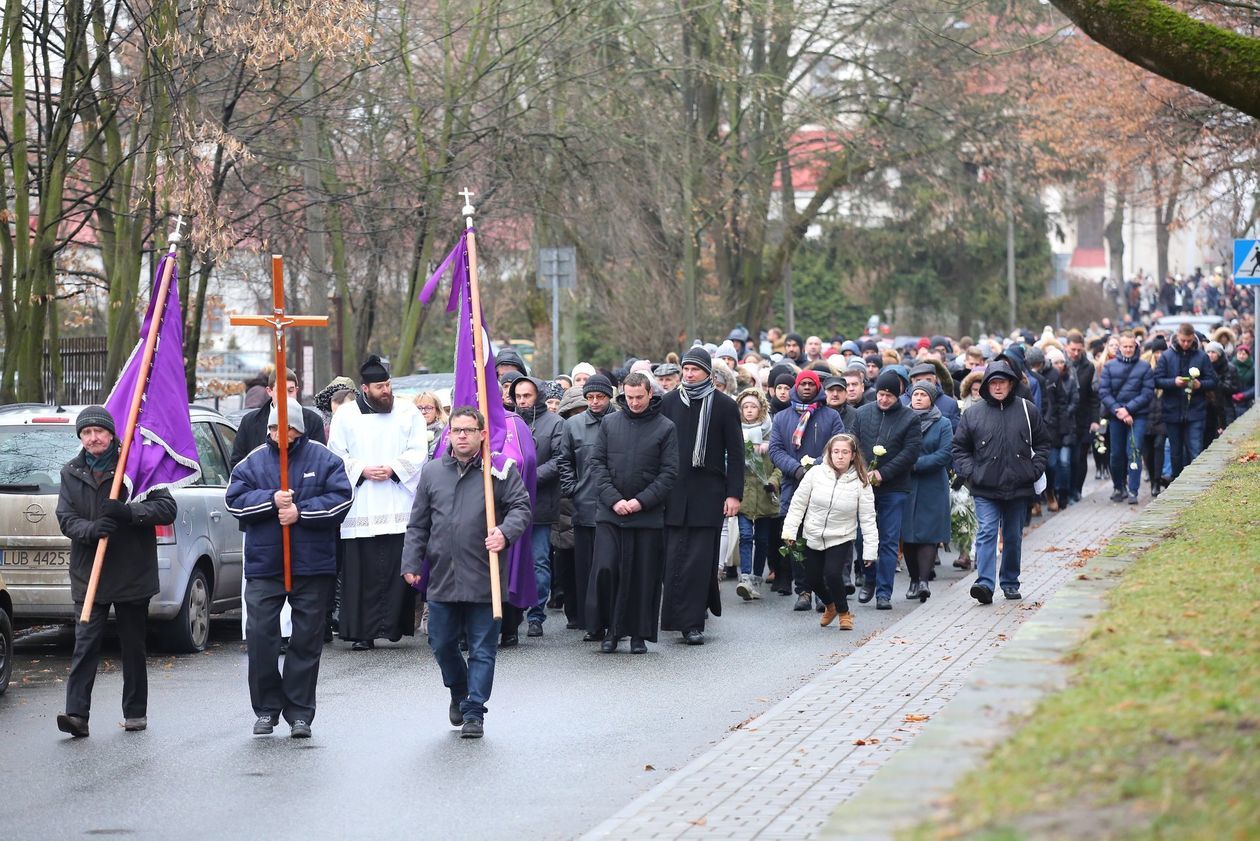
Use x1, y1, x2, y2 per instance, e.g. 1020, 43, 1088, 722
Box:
103, 499, 133, 522
92, 518, 119, 539
794, 467, 806, 481
951, 474, 966, 491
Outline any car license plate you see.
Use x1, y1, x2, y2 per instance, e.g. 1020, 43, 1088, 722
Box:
0, 549, 71, 568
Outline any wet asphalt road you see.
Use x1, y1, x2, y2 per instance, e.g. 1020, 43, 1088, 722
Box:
1, 568, 966, 840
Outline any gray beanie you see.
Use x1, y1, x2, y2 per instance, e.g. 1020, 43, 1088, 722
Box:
267, 398, 306, 434
76, 405, 116, 436
681, 346, 713, 375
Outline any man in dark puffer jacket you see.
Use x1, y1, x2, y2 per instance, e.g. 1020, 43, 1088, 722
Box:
1098, 332, 1156, 503
952, 362, 1052, 605
848, 369, 922, 610
228, 399, 353, 739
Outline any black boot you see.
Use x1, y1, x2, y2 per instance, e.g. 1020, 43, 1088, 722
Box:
841, 562, 855, 595
905, 581, 920, 600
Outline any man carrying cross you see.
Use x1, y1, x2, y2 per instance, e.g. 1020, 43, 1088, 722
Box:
328, 355, 429, 649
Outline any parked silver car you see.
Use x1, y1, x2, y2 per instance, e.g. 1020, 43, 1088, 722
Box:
0, 404, 243, 652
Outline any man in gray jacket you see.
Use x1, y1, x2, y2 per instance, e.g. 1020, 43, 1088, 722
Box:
556, 373, 616, 639
401, 407, 532, 739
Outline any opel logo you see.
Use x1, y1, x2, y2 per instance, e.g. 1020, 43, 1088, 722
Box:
24, 503, 46, 524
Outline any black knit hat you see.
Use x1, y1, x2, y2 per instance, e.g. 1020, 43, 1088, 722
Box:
874, 369, 905, 396
359, 354, 390, 384
582, 373, 614, 398
76, 405, 116, 436
774, 372, 797, 388
681, 346, 713, 375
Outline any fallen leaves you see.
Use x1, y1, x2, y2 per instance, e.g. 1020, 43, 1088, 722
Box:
644, 764, 655, 771
904, 713, 931, 722
853, 737, 881, 745
1237, 450, 1257, 463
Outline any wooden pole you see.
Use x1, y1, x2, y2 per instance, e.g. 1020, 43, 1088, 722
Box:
81, 218, 184, 623
270, 256, 294, 592
460, 189, 503, 621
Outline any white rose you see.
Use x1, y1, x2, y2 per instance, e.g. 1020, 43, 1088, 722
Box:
873, 445, 887, 457
1188, 367, 1200, 378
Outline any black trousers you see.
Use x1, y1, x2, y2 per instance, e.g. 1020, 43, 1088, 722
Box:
552, 545, 577, 624
573, 525, 597, 630
903, 542, 937, 583
1071, 437, 1091, 496
246, 575, 334, 725
802, 543, 852, 613
66, 599, 149, 720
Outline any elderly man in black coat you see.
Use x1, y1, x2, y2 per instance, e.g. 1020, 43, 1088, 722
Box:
659, 347, 744, 646
55, 406, 178, 738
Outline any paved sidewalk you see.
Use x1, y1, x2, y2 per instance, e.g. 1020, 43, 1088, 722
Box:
582, 484, 1141, 841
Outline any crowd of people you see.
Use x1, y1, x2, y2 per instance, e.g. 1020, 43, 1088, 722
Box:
54, 313, 1255, 742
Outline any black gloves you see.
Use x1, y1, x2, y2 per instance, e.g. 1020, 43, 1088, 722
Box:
794, 467, 806, 481
764, 483, 777, 494
91, 518, 119, 539
951, 474, 966, 491
103, 500, 133, 523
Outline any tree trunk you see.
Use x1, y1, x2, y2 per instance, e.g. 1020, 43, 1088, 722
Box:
1105, 184, 1127, 314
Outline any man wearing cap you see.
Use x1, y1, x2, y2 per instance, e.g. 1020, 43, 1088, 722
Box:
769, 369, 845, 605
328, 354, 429, 650
557, 373, 616, 638
660, 347, 744, 645
848, 370, 923, 610
823, 375, 856, 428
227, 400, 353, 738
654, 363, 682, 392
509, 376, 565, 639
229, 367, 326, 470
55, 406, 178, 738
900, 361, 961, 431
952, 361, 1051, 604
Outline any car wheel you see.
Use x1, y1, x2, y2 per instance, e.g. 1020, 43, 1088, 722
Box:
159, 569, 211, 653
0, 608, 12, 695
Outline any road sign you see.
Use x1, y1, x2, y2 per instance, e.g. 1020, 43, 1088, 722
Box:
1233, 239, 1260, 284
537, 247, 577, 289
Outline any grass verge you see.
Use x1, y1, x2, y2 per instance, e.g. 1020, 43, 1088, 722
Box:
906, 430, 1260, 841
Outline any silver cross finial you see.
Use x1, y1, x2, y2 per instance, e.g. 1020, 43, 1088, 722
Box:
459, 188, 476, 220
169, 214, 186, 244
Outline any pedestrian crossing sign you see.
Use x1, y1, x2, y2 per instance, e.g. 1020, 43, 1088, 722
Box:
1234, 239, 1260, 284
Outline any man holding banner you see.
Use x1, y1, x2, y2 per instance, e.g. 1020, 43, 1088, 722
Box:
55, 407, 179, 737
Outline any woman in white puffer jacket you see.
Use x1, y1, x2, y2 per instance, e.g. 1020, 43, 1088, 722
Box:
781, 433, 879, 631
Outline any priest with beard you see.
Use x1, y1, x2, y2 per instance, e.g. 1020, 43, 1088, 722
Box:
659, 347, 744, 646
328, 355, 429, 650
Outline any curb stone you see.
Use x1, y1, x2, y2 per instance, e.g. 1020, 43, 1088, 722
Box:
820, 406, 1260, 841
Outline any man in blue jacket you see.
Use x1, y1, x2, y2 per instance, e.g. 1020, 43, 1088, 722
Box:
1154, 323, 1217, 481
228, 399, 353, 739
1098, 332, 1156, 503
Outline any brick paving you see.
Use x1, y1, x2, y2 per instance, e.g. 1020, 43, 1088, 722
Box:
581, 483, 1142, 841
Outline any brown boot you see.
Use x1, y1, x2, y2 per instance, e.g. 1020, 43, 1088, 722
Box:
820, 603, 838, 626
838, 612, 854, 631
1046, 490, 1059, 512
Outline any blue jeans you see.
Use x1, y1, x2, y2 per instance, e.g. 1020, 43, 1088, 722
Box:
973, 497, 1025, 592
427, 601, 501, 723
874, 491, 908, 600
1108, 417, 1147, 495
1166, 418, 1204, 479
737, 515, 772, 576
1047, 443, 1073, 495
528, 525, 552, 625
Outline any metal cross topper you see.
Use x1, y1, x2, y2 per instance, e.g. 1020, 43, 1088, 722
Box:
229, 255, 328, 591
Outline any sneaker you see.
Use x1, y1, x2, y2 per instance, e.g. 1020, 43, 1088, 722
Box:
875, 597, 892, 610
290, 720, 312, 739
57, 713, 90, 738
748, 575, 763, 600
461, 719, 484, 739
736, 575, 754, 601
838, 612, 854, 631
1001, 586, 1022, 600
1128, 493, 1139, 505
970, 583, 994, 605
449, 699, 464, 726
1109, 489, 1126, 502
252, 715, 278, 736
123, 717, 147, 732
794, 592, 812, 611
857, 580, 875, 604
814, 596, 826, 613
527, 621, 543, 637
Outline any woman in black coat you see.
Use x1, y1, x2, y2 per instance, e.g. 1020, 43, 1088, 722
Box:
55, 406, 177, 738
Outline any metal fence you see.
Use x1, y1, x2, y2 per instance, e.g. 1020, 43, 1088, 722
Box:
42, 336, 109, 406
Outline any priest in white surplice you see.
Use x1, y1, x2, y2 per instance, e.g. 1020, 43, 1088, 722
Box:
328, 355, 428, 650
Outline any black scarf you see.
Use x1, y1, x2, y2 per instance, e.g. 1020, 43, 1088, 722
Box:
515, 403, 547, 424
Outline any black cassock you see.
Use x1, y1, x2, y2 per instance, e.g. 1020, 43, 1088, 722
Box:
339, 534, 415, 642
586, 524, 663, 642
659, 390, 744, 633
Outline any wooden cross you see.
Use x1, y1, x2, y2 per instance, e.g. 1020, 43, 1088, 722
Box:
230, 255, 329, 591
